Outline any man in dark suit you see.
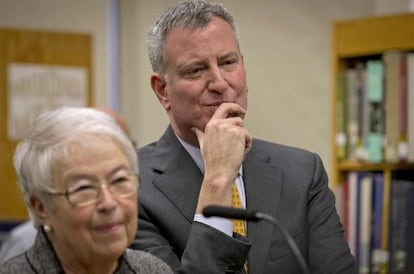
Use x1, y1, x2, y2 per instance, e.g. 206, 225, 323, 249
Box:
131, 1, 356, 273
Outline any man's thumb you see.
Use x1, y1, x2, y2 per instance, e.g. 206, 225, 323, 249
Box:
191, 127, 204, 143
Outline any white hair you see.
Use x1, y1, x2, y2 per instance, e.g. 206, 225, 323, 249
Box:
13, 107, 138, 227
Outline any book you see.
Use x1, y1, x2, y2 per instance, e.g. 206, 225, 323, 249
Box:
404, 181, 414, 274
407, 53, 414, 163
347, 171, 359, 257
388, 179, 414, 273
336, 69, 348, 160
398, 54, 409, 161
366, 60, 385, 163
372, 173, 384, 249
377, 171, 393, 274
354, 62, 369, 161
383, 51, 402, 163
359, 174, 373, 274
371, 173, 388, 273
346, 66, 360, 161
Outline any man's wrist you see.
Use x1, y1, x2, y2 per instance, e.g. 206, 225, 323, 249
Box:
194, 213, 233, 237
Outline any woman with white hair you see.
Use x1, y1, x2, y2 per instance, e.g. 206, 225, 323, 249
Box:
0, 107, 172, 274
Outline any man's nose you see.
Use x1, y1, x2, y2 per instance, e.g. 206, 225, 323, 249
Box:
207, 65, 229, 93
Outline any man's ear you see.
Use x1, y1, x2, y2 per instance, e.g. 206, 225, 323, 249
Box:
30, 196, 49, 225
150, 73, 171, 111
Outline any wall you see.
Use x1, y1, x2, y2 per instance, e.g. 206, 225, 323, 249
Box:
119, 0, 375, 182
374, 0, 414, 14
0, 0, 110, 106
0, 0, 381, 188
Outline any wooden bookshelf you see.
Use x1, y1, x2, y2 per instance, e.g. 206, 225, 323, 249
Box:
331, 13, 414, 274
337, 161, 414, 172
331, 13, 414, 188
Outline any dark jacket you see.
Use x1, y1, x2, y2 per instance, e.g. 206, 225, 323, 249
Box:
131, 126, 357, 274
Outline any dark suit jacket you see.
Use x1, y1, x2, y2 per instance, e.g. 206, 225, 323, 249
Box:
131, 126, 356, 274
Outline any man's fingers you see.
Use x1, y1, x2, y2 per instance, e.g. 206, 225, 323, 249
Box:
191, 127, 204, 144
244, 130, 253, 151
212, 103, 246, 120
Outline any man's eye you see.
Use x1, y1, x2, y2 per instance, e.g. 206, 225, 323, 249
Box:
185, 67, 203, 77
222, 59, 237, 66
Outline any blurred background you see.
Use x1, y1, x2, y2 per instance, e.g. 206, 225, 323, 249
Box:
0, 0, 411, 218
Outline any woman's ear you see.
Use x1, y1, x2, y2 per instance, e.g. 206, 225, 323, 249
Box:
150, 73, 171, 111
30, 196, 49, 225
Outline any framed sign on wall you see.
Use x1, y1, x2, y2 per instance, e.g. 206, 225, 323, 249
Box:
0, 28, 93, 221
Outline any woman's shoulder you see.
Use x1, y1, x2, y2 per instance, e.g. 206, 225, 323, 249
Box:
122, 249, 173, 274
0, 253, 32, 273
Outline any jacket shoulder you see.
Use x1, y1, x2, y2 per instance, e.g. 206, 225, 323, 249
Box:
252, 138, 316, 160
123, 249, 173, 273
0, 253, 33, 273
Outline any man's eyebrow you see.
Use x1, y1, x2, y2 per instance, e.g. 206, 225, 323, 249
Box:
220, 51, 239, 58
177, 58, 205, 69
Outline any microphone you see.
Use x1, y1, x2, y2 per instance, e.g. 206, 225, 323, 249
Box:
203, 205, 258, 221
202, 205, 310, 274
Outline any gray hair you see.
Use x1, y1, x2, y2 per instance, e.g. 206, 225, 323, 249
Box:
147, 0, 240, 75
13, 107, 138, 227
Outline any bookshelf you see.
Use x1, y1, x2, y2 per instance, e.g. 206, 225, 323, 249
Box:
331, 13, 414, 274
331, 13, 414, 188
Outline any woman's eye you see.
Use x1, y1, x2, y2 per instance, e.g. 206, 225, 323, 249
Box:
71, 184, 95, 193
112, 177, 128, 185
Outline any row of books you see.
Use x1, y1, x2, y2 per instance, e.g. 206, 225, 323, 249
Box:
336, 172, 414, 274
336, 51, 414, 163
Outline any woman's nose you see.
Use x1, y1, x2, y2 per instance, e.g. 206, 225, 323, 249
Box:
96, 185, 117, 211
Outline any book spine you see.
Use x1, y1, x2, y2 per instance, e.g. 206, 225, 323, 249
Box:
371, 171, 392, 274
347, 68, 359, 161
371, 173, 388, 273
383, 51, 402, 163
398, 54, 408, 161
355, 172, 362, 268
388, 180, 410, 273
407, 53, 414, 162
348, 171, 358, 257
355, 63, 369, 161
359, 174, 373, 274
336, 69, 348, 160
404, 181, 414, 273
366, 60, 385, 163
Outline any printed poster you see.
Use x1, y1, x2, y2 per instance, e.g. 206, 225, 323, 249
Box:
7, 63, 87, 140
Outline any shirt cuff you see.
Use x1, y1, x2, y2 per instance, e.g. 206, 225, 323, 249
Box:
194, 213, 233, 237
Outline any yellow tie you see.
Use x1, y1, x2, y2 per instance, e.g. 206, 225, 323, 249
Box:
232, 183, 246, 236
232, 182, 248, 273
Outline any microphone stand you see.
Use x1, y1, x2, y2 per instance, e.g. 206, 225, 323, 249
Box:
254, 212, 310, 274
203, 205, 311, 274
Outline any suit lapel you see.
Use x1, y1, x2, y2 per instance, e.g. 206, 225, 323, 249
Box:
149, 127, 203, 222
244, 141, 284, 274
